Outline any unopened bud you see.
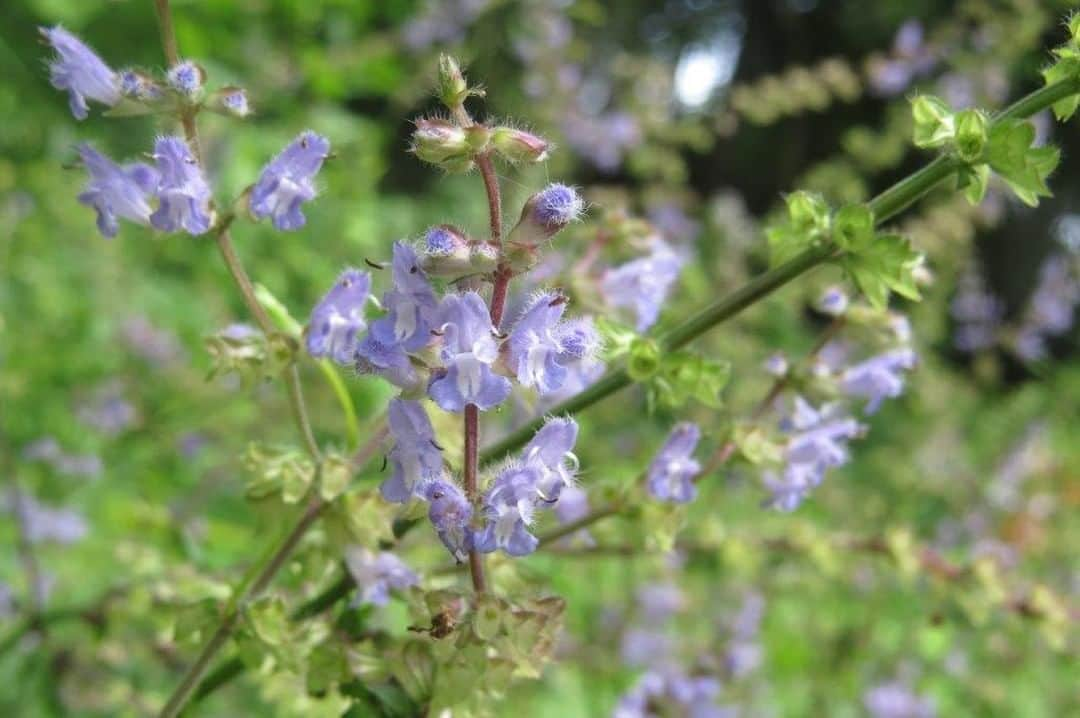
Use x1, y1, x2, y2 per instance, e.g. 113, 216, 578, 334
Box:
507, 183, 584, 249
438, 54, 469, 109
118, 69, 163, 101
491, 126, 550, 163
211, 86, 251, 117
420, 225, 472, 276
953, 108, 987, 162
469, 241, 499, 273
166, 60, 205, 97
464, 125, 492, 154
411, 118, 472, 171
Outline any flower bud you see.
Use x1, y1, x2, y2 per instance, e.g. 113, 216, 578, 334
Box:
118, 69, 162, 101
209, 86, 251, 118
464, 125, 492, 153
438, 54, 469, 108
420, 224, 471, 276
507, 183, 584, 250
410, 118, 473, 171
491, 126, 550, 163
953, 108, 988, 162
469, 241, 499, 273
166, 60, 205, 97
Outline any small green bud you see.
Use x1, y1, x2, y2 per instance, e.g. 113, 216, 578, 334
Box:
832, 204, 875, 251
786, 191, 831, 236
911, 95, 955, 149
628, 338, 662, 381
503, 240, 539, 275
437, 54, 469, 108
491, 126, 550, 163
953, 109, 988, 162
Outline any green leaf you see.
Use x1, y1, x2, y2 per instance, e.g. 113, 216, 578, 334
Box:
307, 643, 350, 695
244, 596, 290, 647
650, 351, 731, 409
1041, 59, 1080, 120
910, 95, 955, 149
958, 163, 991, 205
986, 119, 1059, 206
841, 234, 923, 309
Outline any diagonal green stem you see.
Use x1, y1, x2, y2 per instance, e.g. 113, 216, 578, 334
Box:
480, 76, 1080, 466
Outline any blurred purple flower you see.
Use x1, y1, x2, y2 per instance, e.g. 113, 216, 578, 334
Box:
344, 546, 419, 606
602, 239, 685, 331
647, 423, 702, 504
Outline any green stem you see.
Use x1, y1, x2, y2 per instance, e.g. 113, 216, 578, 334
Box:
158, 498, 326, 718
481, 77, 1080, 466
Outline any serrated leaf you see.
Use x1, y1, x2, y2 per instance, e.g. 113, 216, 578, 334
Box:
986, 119, 1059, 206
841, 234, 923, 309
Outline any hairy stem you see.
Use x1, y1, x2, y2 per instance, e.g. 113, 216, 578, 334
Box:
463, 404, 487, 593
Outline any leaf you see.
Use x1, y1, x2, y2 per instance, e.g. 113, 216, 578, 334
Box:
957, 163, 990, 205
985, 119, 1059, 206
841, 234, 923, 309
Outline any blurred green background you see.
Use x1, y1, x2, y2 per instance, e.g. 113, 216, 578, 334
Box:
1, 0, 1078, 716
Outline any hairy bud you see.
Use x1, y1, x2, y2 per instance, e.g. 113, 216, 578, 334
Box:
411, 118, 473, 172
209, 86, 251, 118
166, 60, 205, 97
438, 53, 469, 108
491, 126, 550, 163
420, 224, 472, 276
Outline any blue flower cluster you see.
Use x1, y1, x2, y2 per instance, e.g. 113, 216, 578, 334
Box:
302, 184, 598, 559
42, 26, 330, 239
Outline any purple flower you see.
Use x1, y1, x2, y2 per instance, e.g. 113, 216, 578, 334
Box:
764, 352, 789, 377
76, 144, 158, 238
118, 70, 161, 101
818, 286, 849, 316
356, 333, 421, 390
864, 680, 936, 718
647, 423, 702, 503
11, 492, 88, 545
367, 242, 440, 353
474, 464, 543, 556
614, 671, 726, 718
306, 269, 371, 364
532, 183, 584, 230
507, 292, 598, 394
424, 480, 473, 562
636, 583, 685, 622
765, 398, 863, 511
520, 416, 579, 500
166, 61, 203, 95
428, 292, 511, 412
41, 26, 119, 120
602, 239, 684, 331
840, 348, 917, 414
380, 399, 444, 503
250, 131, 330, 231
343, 546, 419, 606
150, 136, 212, 235
1015, 254, 1079, 360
